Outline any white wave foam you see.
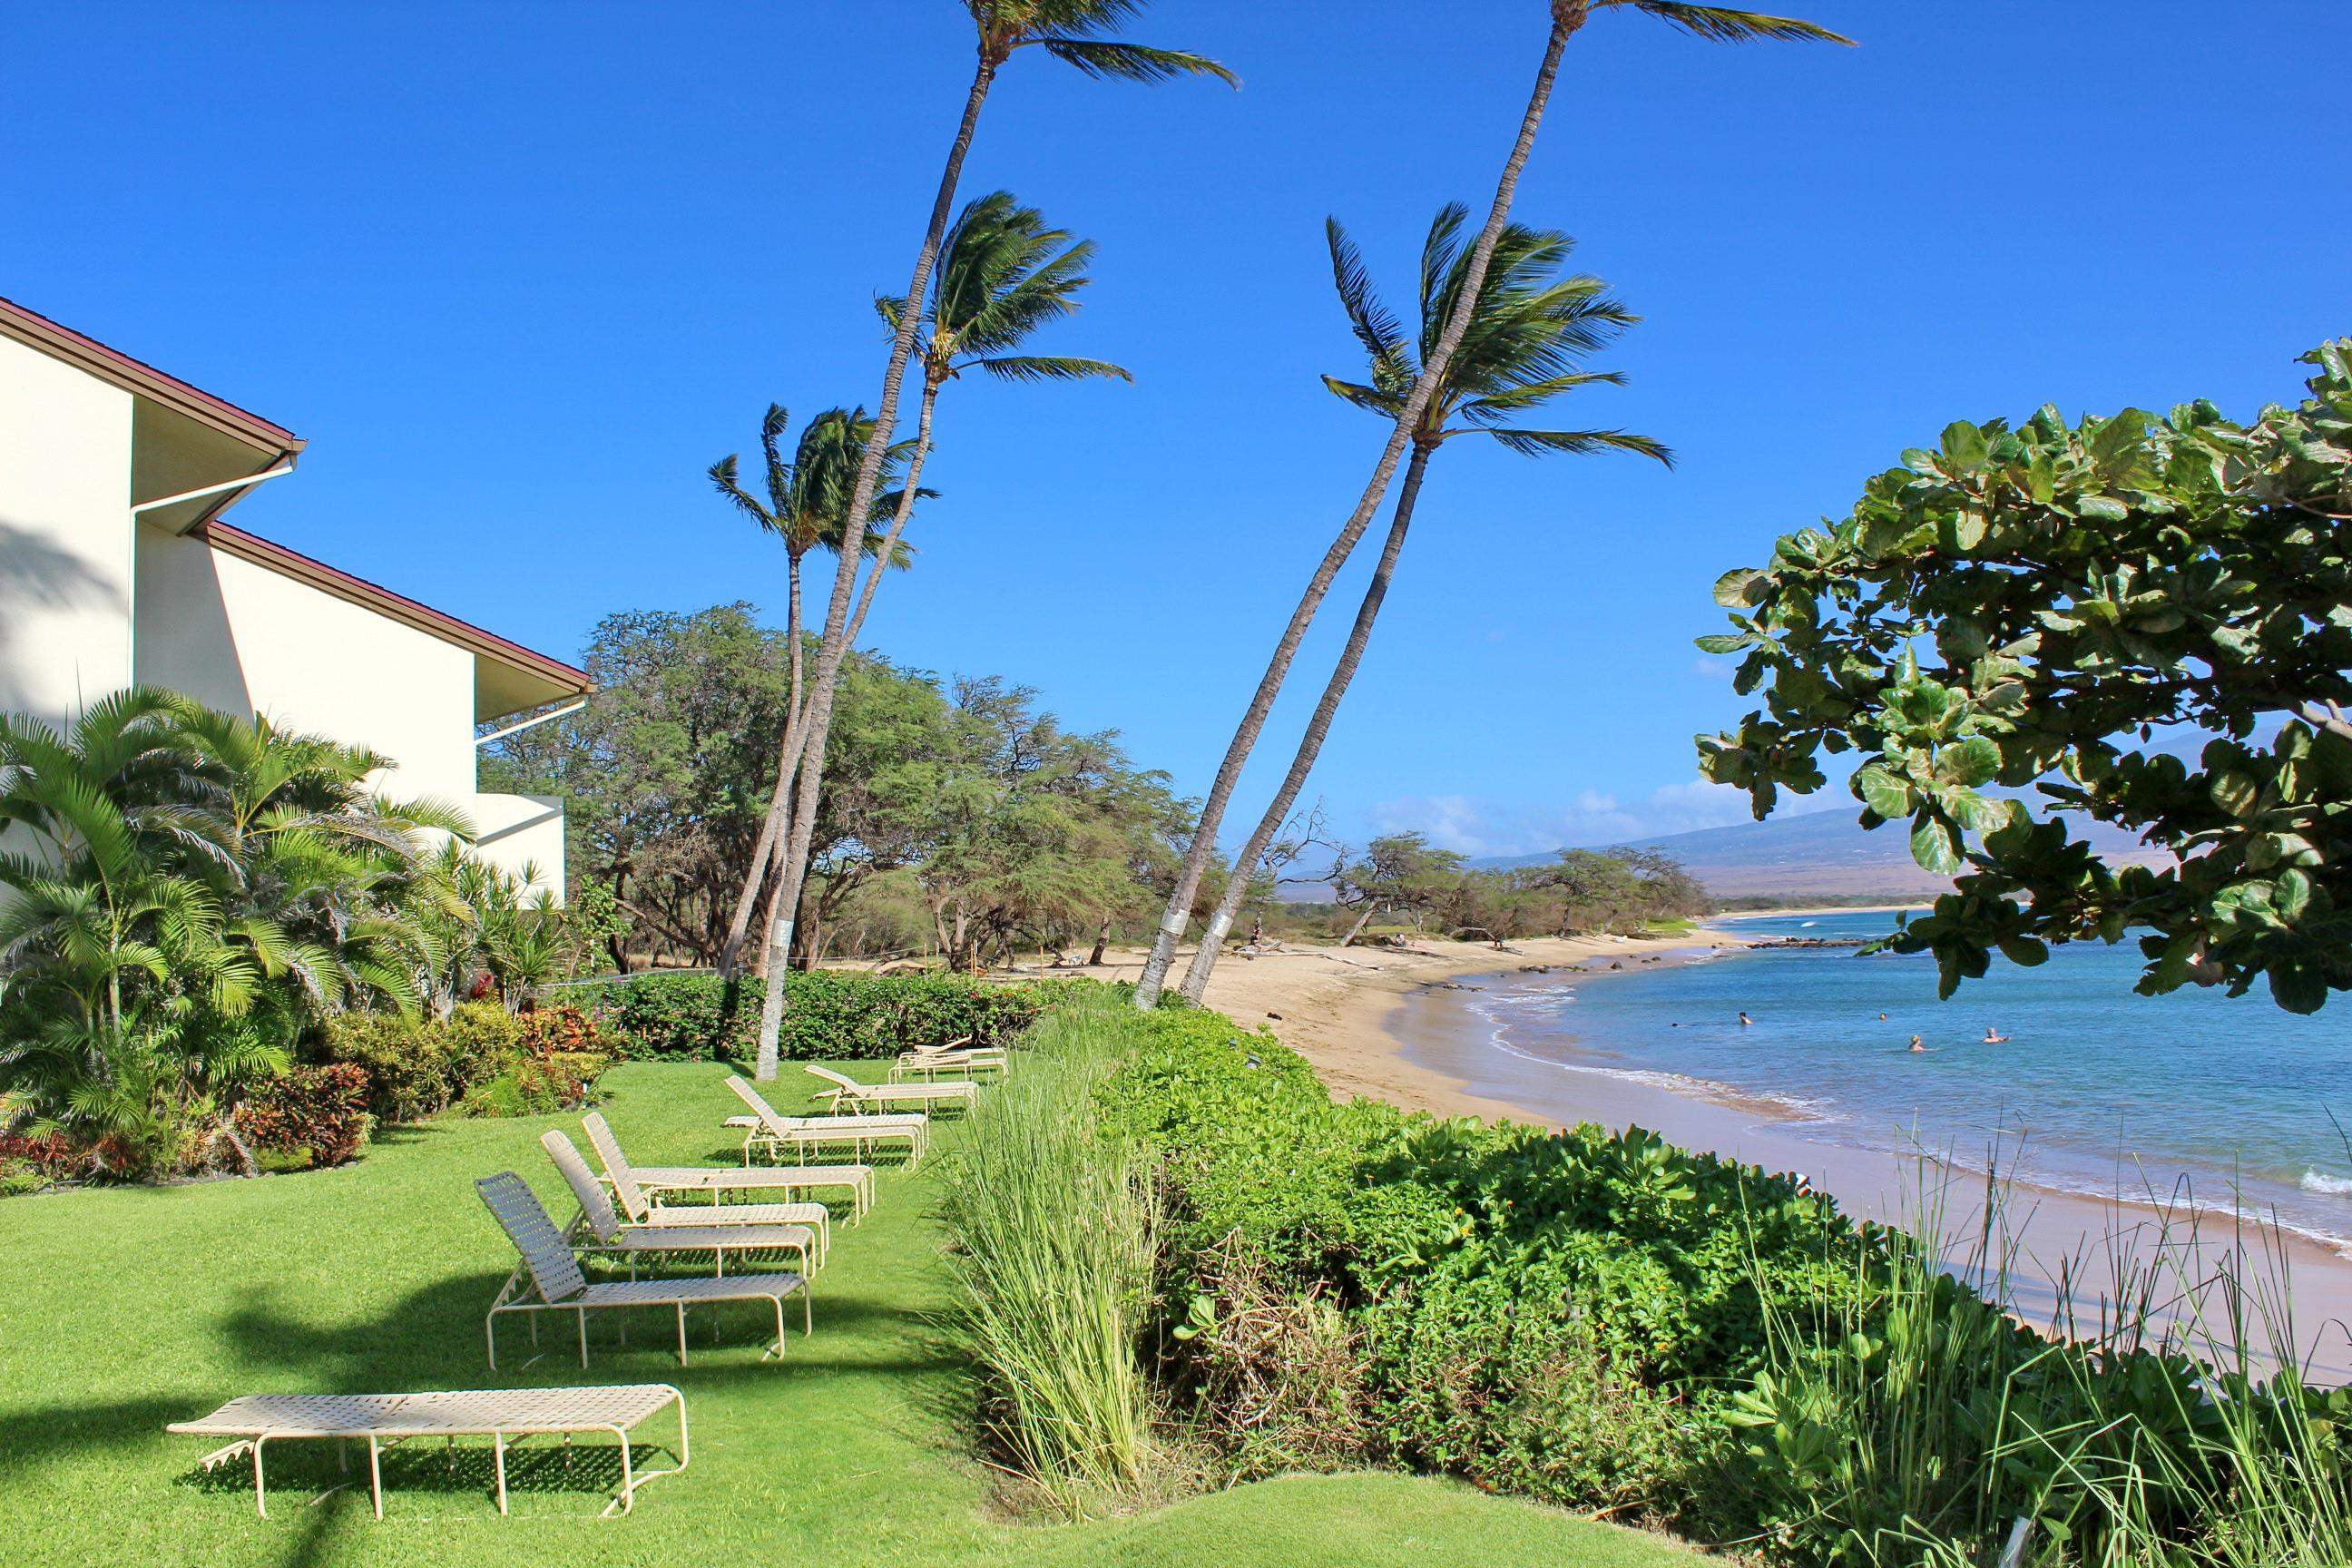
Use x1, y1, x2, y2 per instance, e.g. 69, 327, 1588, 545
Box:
2302, 1171, 2352, 1197
1473, 1030, 1835, 1122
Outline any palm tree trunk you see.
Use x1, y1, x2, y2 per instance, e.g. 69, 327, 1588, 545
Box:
1179, 443, 1435, 1003
1132, 10, 1582, 1008
751, 54, 998, 1080
718, 373, 941, 981
719, 551, 807, 978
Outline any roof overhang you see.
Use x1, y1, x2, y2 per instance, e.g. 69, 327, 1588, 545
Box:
203, 522, 593, 722
0, 293, 304, 533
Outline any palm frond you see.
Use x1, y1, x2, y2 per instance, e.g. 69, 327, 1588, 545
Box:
1032, 38, 1239, 85
1325, 217, 1410, 381
1485, 426, 1675, 466
1612, 3, 1856, 45
973, 355, 1132, 384
1321, 374, 1401, 419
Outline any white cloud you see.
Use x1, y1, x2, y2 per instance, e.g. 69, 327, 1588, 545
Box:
1366, 779, 1753, 858
1691, 655, 1736, 680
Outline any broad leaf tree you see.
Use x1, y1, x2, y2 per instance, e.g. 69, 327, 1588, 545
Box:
1697, 340, 2352, 1012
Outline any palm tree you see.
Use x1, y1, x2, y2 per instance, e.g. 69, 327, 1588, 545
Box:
741, 191, 1133, 1075
1176, 208, 1670, 1001
753, 1, 1232, 1071
1132, 0, 1851, 1008
710, 407, 921, 976
173, 707, 471, 1022
0, 691, 261, 1175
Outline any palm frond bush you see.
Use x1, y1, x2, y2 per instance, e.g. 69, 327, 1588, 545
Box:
0, 689, 510, 1178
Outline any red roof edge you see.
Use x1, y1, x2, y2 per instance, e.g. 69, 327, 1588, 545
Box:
202, 521, 592, 694
0, 293, 304, 451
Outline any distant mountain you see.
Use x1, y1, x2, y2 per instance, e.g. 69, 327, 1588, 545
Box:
1471, 805, 2168, 902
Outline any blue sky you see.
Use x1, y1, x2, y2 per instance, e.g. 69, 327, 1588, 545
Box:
6, 2, 2347, 857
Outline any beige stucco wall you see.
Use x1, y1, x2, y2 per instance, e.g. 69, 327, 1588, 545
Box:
134, 524, 481, 805
134, 525, 567, 903
0, 334, 134, 731
472, 791, 566, 900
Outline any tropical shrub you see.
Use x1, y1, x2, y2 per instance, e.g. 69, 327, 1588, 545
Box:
232, 1063, 372, 1171
323, 1003, 607, 1122
0, 691, 471, 1178
1054, 993, 2352, 1563
586, 970, 1045, 1063
319, 1012, 475, 1122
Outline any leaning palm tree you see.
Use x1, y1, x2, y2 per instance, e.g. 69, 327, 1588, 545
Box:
1132, 0, 1851, 1007
738, 191, 1132, 1075
1176, 208, 1670, 1001
710, 407, 920, 975
752, 1, 1232, 1067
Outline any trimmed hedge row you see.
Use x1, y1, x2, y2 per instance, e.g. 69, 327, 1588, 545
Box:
579, 971, 1048, 1063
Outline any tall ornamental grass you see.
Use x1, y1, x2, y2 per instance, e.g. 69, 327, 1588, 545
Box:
1729, 1156, 2352, 1566
937, 988, 1159, 1513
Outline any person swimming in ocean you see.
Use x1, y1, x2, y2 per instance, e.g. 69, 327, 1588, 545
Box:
1983, 1026, 2010, 1044
1738, 1011, 1754, 1027
1908, 1034, 1926, 1053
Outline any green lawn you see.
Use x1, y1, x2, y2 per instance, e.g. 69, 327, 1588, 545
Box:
0, 1062, 1705, 1568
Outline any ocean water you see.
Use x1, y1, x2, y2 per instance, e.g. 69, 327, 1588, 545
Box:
1458, 911, 2352, 1250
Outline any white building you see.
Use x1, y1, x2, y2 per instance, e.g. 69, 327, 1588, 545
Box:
0, 295, 586, 896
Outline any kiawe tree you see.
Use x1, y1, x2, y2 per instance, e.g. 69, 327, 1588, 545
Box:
1698, 339, 2352, 1012
1175, 204, 1670, 1003
1133, 0, 1852, 1008
743, 2, 1230, 1077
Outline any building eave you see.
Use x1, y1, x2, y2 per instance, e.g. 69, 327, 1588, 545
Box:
0, 293, 305, 459
201, 521, 593, 713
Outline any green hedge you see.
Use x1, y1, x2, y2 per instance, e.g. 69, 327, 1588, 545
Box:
581, 971, 1049, 1063
1062, 995, 2337, 1563
318, 1003, 610, 1125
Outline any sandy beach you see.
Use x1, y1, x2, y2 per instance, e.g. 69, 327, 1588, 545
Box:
1092, 927, 2352, 1377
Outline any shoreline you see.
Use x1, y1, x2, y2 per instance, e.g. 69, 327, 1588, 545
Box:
1093, 927, 2352, 1377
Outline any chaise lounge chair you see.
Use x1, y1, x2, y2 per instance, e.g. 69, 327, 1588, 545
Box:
582, 1111, 872, 1222
891, 1034, 1009, 1083
169, 1384, 690, 1519
806, 1063, 978, 1115
725, 1076, 927, 1167
476, 1173, 808, 1369
583, 1114, 837, 1259
541, 1130, 816, 1279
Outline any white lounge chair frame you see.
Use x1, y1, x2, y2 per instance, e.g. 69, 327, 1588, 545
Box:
726, 1076, 926, 1167
890, 1038, 1008, 1083
477, 1173, 808, 1369
578, 1109, 872, 1220
541, 1131, 816, 1279
583, 1113, 836, 1258
806, 1063, 977, 1114
169, 1384, 688, 1519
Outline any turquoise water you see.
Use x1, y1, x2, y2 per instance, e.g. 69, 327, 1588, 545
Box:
1459, 911, 2352, 1250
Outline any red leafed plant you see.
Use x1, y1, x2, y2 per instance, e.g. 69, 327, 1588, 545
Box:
234, 1063, 374, 1169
